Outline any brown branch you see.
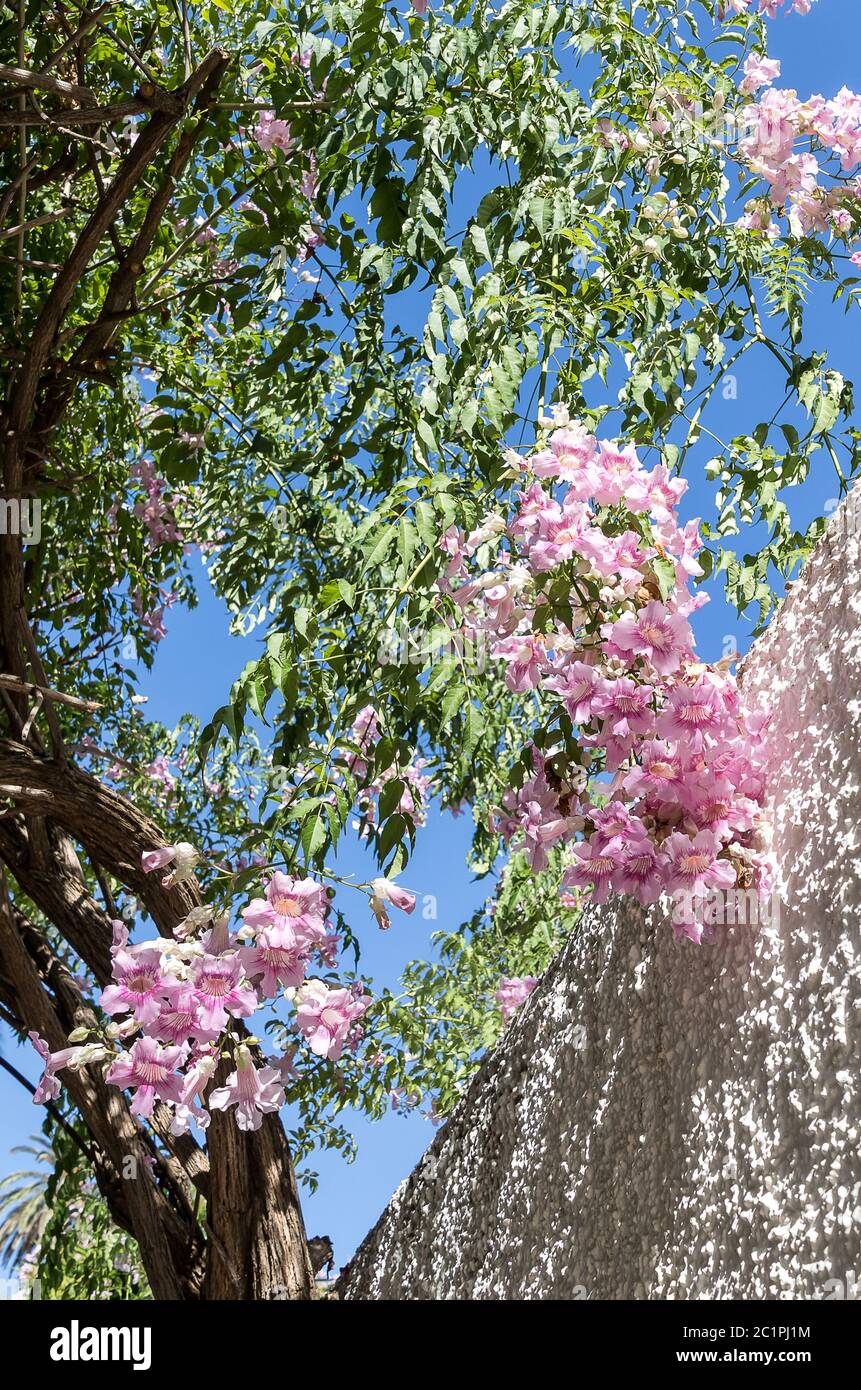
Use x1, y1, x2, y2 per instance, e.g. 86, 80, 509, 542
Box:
0, 98, 158, 127
0, 206, 72, 239
0, 148, 38, 228
4, 46, 230, 462
0, 254, 61, 270
98, 25, 160, 90
19, 616, 66, 761
20, 690, 43, 741
88, 852, 117, 916
0, 816, 114, 983
40, 50, 232, 434
82, 142, 124, 266
0, 63, 96, 105
0, 673, 101, 711
0, 737, 203, 933
0, 98, 317, 128
13, 0, 26, 325
0, 145, 77, 230
0, 47, 230, 682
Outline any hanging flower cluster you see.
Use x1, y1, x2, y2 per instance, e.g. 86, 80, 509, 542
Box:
720, 0, 816, 16
495, 976, 539, 1019
734, 50, 861, 245
131, 586, 176, 645
130, 459, 183, 550
30, 864, 386, 1133
437, 407, 775, 944
254, 110, 295, 156
345, 703, 432, 832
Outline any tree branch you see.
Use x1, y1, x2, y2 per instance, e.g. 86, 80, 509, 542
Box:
0, 674, 100, 713
0, 63, 96, 106
4, 46, 229, 462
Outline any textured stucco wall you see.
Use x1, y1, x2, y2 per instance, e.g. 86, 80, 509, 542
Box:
341, 488, 861, 1300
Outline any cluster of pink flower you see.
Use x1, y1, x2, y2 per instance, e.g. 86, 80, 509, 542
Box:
346, 704, 432, 832
735, 59, 861, 246
437, 407, 774, 943
132, 587, 176, 644
143, 754, 176, 798
721, 0, 816, 16
254, 110, 295, 156
30, 859, 373, 1133
130, 459, 183, 550
495, 976, 538, 1019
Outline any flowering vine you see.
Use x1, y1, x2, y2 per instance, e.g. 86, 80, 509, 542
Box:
345, 703, 432, 834
438, 407, 775, 946
721, 1, 816, 15
29, 860, 416, 1134
736, 77, 861, 245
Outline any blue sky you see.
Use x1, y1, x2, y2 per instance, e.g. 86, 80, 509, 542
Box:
2, 0, 859, 1277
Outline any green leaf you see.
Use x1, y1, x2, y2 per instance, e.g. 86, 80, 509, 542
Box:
652, 556, 677, 601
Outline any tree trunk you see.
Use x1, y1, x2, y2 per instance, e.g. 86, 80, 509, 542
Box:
0, 751, 314, 1299
205, 1106, 314, 1299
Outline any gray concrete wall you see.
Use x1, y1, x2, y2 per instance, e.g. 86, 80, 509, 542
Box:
341, 487, 861, 1300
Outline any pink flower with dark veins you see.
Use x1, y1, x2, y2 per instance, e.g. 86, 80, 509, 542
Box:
662, 830, 737, 897
240, 923, 309, 998
106, 1036, 187, 1119
612, 837, 667, 904
602, 601, 692, 676
623, 739, 686, 802
546, 660, 602, 724
563, 836, 624, 903
143, 982, 221, 1047
657, 680, 727, 744
190, 954, 257, 1033
593, 677, 656, 738
295, 980, 371, 1061
241, 871, 328, 954
208, 1046, 285, 1132
100, 945, 171, 1026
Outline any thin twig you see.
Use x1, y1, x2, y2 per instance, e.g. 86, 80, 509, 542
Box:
102, 22, 160, 88
20, 691, 43, 741
181, 0, 192, 80
14, 0, 26, 325
17, 621, 68, 761
0, 673, 101, 712
89, 855, 117, 917
0, 254, 61, 270
0, 207, 72, 240
0, 149, 38, 229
